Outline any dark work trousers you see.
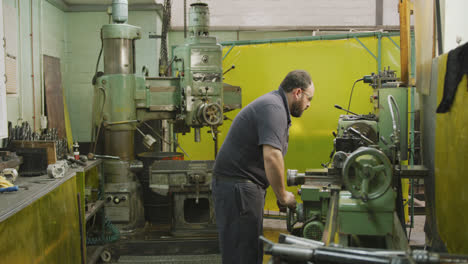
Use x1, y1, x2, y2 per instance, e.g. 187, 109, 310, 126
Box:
212, 177, 266, 264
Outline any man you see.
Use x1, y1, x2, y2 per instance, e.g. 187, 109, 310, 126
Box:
212, 70, 315, 264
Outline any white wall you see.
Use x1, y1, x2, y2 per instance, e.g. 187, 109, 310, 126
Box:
2, 0, 63, 131
63, 10, 161, 141
443, 0, 468, 52
383, 0, 400, 25
0, 0, 7, 139
170, 0, 401, 28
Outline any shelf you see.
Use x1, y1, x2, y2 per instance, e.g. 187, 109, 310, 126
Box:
85, 200, 105, 222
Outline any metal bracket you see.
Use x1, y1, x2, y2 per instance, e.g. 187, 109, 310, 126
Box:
222, 45, 235, 61
386, 36, 400, 50
353, 36, 377, 61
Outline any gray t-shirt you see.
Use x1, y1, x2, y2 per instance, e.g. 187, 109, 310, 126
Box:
213, 88, 291, 188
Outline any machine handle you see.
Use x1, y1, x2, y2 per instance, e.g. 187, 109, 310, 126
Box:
334, 104, 358, 115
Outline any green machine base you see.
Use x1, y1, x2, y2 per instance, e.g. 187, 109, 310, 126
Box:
338, 189, 395, 236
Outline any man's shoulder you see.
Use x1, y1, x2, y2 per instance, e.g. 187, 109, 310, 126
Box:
252, 90, 283, 107
235, 90, 284, 121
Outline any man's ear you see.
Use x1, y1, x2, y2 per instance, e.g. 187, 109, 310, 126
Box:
294, 88, 301, 98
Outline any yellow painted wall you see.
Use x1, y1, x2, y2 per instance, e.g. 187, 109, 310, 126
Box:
178, 36, 401, 211
435, 54, 468, 253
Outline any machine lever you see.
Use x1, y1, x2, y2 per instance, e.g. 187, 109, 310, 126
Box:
348, 127, 375, 145
380, 136, 389, 146
334, 104, 358, 115
223, 65, 235, 75
87, 153, 120, 160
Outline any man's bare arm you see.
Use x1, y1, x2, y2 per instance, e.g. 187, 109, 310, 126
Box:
263, 144, 296, 208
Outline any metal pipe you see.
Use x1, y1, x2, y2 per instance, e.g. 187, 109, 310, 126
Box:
435, 0, 443, 55
161, 120, 171, 151
194, 127, 201, 142
171, 25, 403, 32
279, 234, 324, 249
30, 0, 36, 131
377, 33, 382, 72
39, 0, 45, 119
183, 0, 187, 38
220, 32, 400, 47
135, 126, 145, 137
18, 0, 23, 120
387, 95, 401, 145
409, 87, 415, 228
104, 120, 139, 126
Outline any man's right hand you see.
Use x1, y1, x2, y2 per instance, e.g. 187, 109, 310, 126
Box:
279, 191, 297, 209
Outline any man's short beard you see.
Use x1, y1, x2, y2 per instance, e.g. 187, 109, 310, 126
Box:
291, 100, 304, 117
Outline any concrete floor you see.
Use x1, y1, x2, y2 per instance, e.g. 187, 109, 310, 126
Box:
407, 215, 426, 247
262, 215, 427, 263
263, 218, 288, 264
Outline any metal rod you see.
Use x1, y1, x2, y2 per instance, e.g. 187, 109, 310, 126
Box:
183, 0, 187, 38
435, 0, 443, 55
161, 120, 171, 152
223, 65, 235, 75
334, 104, 358, 115
135, 126, 145, 137
222, 45, 235, 60
30, 0, 36, 131
377, 33, 382, 72
354, 36, 377, 61
386, 36, 400, 50
409, 86, 415, 228
220, 32, 400, 47
105, 120, 139, 126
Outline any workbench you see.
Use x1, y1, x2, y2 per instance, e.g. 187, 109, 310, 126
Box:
0, 159, 102, 264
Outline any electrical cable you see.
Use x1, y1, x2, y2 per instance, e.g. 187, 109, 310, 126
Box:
159, 0, 171, 76
92, 37, 104, 85
86, 217, 120, 245
346, 78, 364, 112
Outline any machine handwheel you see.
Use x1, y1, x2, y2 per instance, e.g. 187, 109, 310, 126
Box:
200, 103, 223, 125
342, 147, 392, 201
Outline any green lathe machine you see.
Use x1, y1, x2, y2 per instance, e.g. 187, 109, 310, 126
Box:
91, 0, 240, 246
286, 68, 426, 250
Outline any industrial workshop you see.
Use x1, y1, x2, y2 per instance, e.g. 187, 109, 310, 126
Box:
0, 0, 467, 263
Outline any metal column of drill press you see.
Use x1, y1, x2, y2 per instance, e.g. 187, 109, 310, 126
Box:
93, 1, 145, 230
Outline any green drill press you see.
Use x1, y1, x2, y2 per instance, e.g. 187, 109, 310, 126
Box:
92, 1, 241, 235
